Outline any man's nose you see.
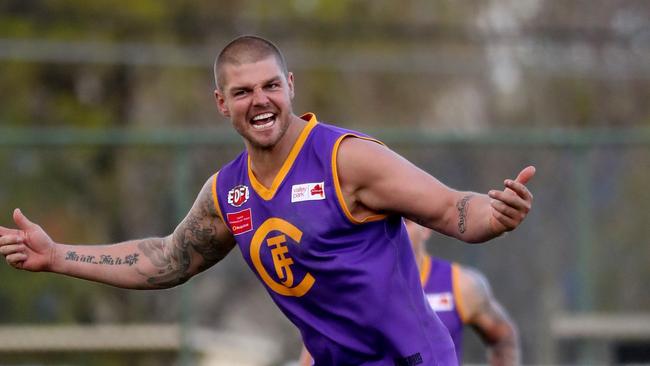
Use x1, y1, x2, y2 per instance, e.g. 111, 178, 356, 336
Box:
252, 88, 270, 106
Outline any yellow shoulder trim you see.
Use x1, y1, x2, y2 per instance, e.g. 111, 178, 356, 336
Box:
248, 117, 318, 200
211, 172, 226, 223
451, 262, 469, 324
331, 134, 387, 224
419, 254, 432, 286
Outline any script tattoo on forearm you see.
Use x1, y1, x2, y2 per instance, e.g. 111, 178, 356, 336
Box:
456, 194, 474, 234
137, 191, 232, 288
64, 251, 139, 266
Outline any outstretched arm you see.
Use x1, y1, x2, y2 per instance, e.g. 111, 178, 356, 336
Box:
0, 176, 236, 289
336, 137, 535, 243
458, 266, 521, 366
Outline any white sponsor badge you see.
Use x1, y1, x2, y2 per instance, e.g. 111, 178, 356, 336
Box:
426, 292, 455, 312
291, 182, 326, 203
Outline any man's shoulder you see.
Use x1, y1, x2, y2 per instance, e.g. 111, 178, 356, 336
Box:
304, 122, 372, 154
315, 121, 373, 139
456, 264, 490, 289
455, 264, 493, 310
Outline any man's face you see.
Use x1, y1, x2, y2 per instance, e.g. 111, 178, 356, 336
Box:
215, 56, 295, 150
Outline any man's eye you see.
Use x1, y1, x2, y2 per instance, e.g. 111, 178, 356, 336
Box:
267, 83, 279, 89
233, 90, 247, 97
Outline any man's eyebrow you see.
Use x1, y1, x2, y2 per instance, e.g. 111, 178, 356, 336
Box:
228, 76, 282, 93
228, 85, 250, 93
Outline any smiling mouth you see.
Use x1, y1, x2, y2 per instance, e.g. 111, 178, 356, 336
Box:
250, 112, 276, 130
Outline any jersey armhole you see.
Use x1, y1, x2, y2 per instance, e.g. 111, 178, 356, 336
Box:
452, 262, 470, 324
211, 172, 232, 234
331, 134, 388, 224
419, 254, 432, 286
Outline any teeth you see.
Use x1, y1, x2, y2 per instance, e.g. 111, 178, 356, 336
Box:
252, 120, 274, 129
253, 112, 274, 121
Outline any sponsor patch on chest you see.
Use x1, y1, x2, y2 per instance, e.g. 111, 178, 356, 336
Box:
426, 292, 455, 312
291, 182, 326, 203
226, 208, 253, 235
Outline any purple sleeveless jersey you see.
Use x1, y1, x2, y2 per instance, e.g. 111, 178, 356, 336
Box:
420, 256, 465, 364
213, 113, 457, 366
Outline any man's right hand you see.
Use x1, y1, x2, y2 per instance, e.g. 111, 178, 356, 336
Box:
0, 208, 55, 272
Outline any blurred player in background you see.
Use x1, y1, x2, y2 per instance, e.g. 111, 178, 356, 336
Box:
299, 219, 521, 366
404, 219, 521, 365
0, 35, 534, 365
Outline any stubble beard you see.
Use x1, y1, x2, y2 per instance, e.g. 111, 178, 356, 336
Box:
243, 115, 291, 151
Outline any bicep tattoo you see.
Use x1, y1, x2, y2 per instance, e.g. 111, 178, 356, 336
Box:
177, 196, 233, 270
137, 185, 234, 288
456, 194, 474, 234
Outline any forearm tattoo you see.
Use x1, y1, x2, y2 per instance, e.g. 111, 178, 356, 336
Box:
138, 190, 232, 288
456, 194, 474, 234
64, 251, 139, 266
137, 237, 190, 288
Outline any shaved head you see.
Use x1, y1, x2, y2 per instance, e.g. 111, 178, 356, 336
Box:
214, 35, 288, 91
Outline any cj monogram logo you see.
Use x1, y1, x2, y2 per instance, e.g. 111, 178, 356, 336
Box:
267, 235, 295, 287
250, 218, 315, 297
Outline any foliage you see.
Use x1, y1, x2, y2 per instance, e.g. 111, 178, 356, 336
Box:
0, 1, 649, 365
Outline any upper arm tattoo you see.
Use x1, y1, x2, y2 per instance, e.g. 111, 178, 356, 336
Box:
138, 182, 234, 288
177, 193, 233, 269
456, 194, 474, 234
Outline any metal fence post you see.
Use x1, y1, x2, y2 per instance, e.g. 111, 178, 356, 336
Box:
173, 146, 194, 366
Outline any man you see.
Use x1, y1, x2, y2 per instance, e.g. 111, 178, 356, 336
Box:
299, 219, 521, 366
0, 35, 534, 365
406, 219, 521, 365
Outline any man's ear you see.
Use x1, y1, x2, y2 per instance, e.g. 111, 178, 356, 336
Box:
214, 89, 230, 117
287, 72, 295, 99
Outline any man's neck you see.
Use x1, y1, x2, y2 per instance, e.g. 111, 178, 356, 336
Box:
248, 114, 306, 187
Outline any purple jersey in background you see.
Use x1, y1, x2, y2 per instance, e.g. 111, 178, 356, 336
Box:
420, 255, 466, 364
213, 113, 457, 365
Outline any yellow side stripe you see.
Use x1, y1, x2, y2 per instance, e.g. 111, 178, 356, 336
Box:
211, 172, 230, 232
451, 262, 469, 324
331, 134, 387, 224
419, 255, 432, 286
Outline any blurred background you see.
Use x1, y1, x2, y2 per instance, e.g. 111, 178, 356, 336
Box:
1, 0, 649, 365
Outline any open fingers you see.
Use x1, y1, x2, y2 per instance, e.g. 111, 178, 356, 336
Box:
504, 179, 534, 202
491, 209, 518, 231
0, 226, 22, 237
488, 166, 535, 233
490, 198, 527, 222
0, 233, 25, 246
514, 165, 536, 185
5, 252, 27, 268
0, 243, 26, 256
488, 189, 532, 214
